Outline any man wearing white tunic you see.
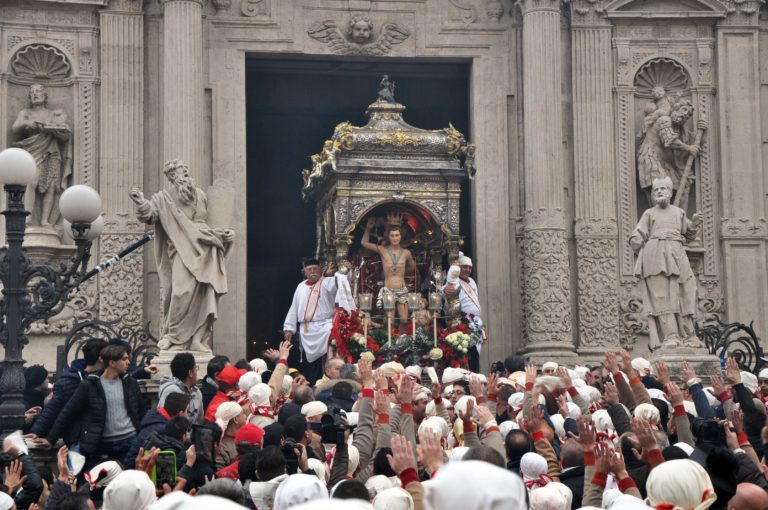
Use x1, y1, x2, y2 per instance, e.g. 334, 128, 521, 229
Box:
443, 253, 485, 372
283, 258, 353, 384
629, 177, 702, 350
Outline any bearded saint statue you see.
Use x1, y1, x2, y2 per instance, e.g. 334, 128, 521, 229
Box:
130, 160, 234, 352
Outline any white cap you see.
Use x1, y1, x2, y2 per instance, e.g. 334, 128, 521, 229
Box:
442, 367, 468, 384
542, 361, 558, 371
457, 252, 472, 266
301, 401, 328, 418
759, 368, 768, 380
238, 371, 262, 394
741, 371, 759, 394
249, 358, 268, 373
632, 357, 651, 374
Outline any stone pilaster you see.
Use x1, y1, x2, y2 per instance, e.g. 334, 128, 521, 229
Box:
570, 1, 621, 358
98, 1, 145, 325
162, 0, 205, 185
717, 2, 768, 337
519, 0, 576, 360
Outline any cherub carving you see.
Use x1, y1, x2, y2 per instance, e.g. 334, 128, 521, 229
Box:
308, 16, 410, 56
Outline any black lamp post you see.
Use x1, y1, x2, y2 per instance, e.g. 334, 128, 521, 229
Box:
0, 148, 102, 432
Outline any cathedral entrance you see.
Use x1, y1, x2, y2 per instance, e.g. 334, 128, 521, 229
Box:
245, 57, 470, 358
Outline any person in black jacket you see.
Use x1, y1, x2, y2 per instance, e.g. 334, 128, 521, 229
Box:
39, 344, 147, 471
558, 439, 585, 510
201, 355, 230, 411
0, 448, 44, 510
142, 416, 190, 471
28, 338, 107, 446
124, 392, 190, 468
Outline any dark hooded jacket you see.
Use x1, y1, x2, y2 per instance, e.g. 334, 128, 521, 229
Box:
30, 359, 91, 444
123, 408, 171, 468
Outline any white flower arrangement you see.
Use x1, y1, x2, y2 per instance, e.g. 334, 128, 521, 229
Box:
360, 351, 375, 362
351, 333, 367, 347
444, 331, 471, 354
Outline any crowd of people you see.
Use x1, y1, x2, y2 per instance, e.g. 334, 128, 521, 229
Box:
3, 338, 768, 510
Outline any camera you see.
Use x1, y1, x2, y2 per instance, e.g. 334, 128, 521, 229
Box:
308, 407, 349, 445
691, 417, 729, 446
281, 437, 300, 474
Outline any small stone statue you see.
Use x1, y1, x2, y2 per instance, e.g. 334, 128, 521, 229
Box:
130, 160, 234, 353
629, 177, 703, 351
12, 84, 72, 228
378, 75, 396, 103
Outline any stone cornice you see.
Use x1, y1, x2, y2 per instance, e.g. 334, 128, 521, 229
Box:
160, 0, 205, 5
517, 0, 564, 16
604, 0, 728, 19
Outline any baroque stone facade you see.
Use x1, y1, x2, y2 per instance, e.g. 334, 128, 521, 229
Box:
1, 0, 767, 368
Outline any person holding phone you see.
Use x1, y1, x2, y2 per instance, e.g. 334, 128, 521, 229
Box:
283, 257, 353, 385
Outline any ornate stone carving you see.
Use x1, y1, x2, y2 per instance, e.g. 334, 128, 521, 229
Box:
721, 0, 763, 26
486, 1, 504, 22
241, 0, 265, 17
99, 233, 144, 324
307, 18, 410, 56
576, 238, 620, 348
696, 93, 717, 276
517, 0, 562, 16
521, 229, 573, 348
616, 90, 636, 278
79, 48, 94, 75
570, 0, 608, 25
30, 279, 97, 335
574, 218, 618, 237
449, 0, 478, 23
77, 82, 96, 188
213, 0, 232, 13
10, 44, 71, 81
720, 218, 768, 238
619, 292, 646, 351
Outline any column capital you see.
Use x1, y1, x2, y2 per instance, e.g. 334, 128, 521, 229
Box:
517, 0, 563, 15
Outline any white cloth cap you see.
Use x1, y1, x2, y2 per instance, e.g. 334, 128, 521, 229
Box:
541, 361, 558, 372
86, 460, 123, 488
281, 375, 293, 397
366, 475, 398, 500
454, 395, 476, 418
150, 494, 252, 510
442, 367, 468, 384
529, 481, 573, 510
302, 401, 328, 418
573, 367, 589, 381
238, 372, 262, 394
566, 402, 581, 420
634, 403, 661, 425
273, 473, 329, 510
520, 452, 548, 482
307, 458, 330, 484
507, 392, 525, 410
496, 377, 515, 387
674, 442, 695, 457
683, 400, 698, 417
0, 492, 13, 510
381, 362, 406, 379
457, 252, 472, 266
405, 366, 422, 379
549, 414, 566, 438
449, 446, 469, 461
413, 386, 431, 403
442, 384, 454, 397
646, 459, 716, 510
292, 500, 372, 510
591, 409, 614, 432
419, 416, 450, 439
741, 371, 759, 394
631, 357, 651, 374
346, 444, 360, 476
499, 420, 520, 439
102, 470, 158, 510
423, 460, 527, 510
249, 358, 268, 373
472, 373, 487, 384
536, 375, 561, 392
759, 368, 768, 380
215, 401, 243, 431
374, 487, 414, 510
606, 494, 649, 510
246, 382, 271, 409
646, 389, 672, 415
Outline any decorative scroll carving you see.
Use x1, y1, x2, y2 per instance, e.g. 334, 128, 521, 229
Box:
697, 93, 716, 275
521, 229, 572, 346
721, 0, 763, 26
449, 0, 478, 23
617, 91, 636, 278
308, 18, 410, 56
98, 234, 144, 324
619, 291, 645, 351
570, 0, 608, 25
241, 0, 265, 17
576, 238, 620, 348
29, 279, 97, 335
79, 48, 93, 75
78, 82, 96, 188
720, 218, 768, 238
10, 44, 71, 80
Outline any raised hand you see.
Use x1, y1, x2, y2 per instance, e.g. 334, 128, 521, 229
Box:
387, 435, 417, 476
431, 382, 441, 400
468, 375, 485, 399
556, 394, 569, 418
264, 348, 280, 362
570, 415, 596, 452
487, 372, 498, 397
710, 374, 727, 397
398, 375, 414, 404
185, 444, 197, 468
374, 369, 388, 392
723, 420, 739, 450
374, 390, 390, 416
56, 446, 71, 483
417, 430, 444, 475
278, 340, 292, 360
525, 363, 537, 388
680, 361, 696, 382
654, 361, 670, 385
620, 349, 635, 377
665, 382, 684, 407
603, 381, 619, 407
725, 357, 742, 384
556, 367, 572, 389
604, 351, 619, 375
475, 405, 494, 428
608, 445, 629, 478
4, 459, 26, 495
594, 441, 612, 474
136, 447, 160, 475
458, 399, 475, 426
630, 418, 657, 460
358, 358, 373, 389
521, 401, 543, 434
730, 408, 744, 436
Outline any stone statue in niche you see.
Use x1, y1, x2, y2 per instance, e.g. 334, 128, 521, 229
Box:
129, 160, 234, 353
12, 83, 72, 228
636, 97, 703, 209
629, 177, 703, 351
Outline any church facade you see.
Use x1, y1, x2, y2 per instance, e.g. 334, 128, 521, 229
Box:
1, 0, 766, 368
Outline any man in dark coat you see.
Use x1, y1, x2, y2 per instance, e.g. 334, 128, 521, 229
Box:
40, 344, 147, 471
558, 439, 585, 510
124, 392, 191, 468
28, 338, 107, 445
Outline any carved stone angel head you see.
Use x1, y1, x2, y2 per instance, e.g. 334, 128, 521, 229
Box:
348, 14, 373, 44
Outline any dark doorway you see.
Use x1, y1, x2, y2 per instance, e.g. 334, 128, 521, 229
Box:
245, 57, 471, 358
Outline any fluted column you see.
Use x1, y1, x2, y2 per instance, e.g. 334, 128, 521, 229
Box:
162, 0, 205, 185
519, 0, 576, 360
570, 1, 621, 358
99, 2, 145, 324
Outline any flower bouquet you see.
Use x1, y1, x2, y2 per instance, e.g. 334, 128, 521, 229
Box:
330, 308, 380, 363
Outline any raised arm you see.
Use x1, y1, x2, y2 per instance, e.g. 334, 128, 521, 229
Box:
361, 217, 380, 252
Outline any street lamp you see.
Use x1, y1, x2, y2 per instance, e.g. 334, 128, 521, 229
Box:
0, 148, 102, 431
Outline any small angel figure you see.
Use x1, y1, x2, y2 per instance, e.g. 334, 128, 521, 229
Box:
414, 296, 432, 328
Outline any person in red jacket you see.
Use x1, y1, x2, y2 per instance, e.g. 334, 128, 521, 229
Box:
216, 424, 264, 480
205, 365, 246, 422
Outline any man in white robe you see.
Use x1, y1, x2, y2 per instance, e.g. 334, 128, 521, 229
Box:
283, 258, 354, 384
443, 253, 486, 372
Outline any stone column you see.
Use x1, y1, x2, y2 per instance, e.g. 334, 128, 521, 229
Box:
717, 2, 768, 338
519, 0, 576, 361
98, 1, 145, 326
570, 1, 621, 359
162, 0, 205, 185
